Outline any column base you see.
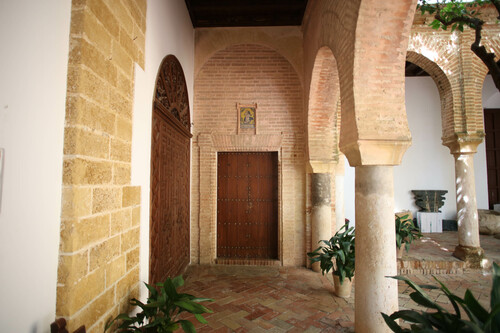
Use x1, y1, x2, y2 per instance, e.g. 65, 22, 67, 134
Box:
453, 245, 485, 268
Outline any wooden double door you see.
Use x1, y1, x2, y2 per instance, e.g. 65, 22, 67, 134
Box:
217, 152, 278, 259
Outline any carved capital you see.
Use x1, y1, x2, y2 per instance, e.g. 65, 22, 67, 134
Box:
308, 159, 336, 173
340, 139, 412, 166
442, 133, 484, 155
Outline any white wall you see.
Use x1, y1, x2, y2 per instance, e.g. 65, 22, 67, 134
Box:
344, 75, 499, 224
131, 0, 194, 296
476, 75, 500, 209
0, 1, 71, 332
394, 77, 457, 219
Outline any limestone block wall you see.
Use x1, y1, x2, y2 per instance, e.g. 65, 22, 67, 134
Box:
57, 0, 146, 331
192, 42, 306, 266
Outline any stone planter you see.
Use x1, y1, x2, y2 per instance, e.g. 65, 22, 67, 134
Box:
333, 274, 353, 298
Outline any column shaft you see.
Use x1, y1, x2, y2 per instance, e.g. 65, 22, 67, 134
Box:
311, 173, 332, 272
335, 157, 345, 232
355, 166, 398, 333
453, 153, 484, 264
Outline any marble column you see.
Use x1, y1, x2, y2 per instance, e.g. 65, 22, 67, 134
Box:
452, 152, 484, 265
311, 173, 332, 272
444, 135, 485, 267
355, 166, 398, 333
335, 156, 345, 232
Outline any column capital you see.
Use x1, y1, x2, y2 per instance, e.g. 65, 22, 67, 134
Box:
308, 159, 336, 173
442, 133, 484, 155
340, 139, 411, 167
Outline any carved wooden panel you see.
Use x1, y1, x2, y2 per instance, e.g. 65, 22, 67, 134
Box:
217, 152, 278, 259
155, 55, 190, 130
150, 55, 192, 285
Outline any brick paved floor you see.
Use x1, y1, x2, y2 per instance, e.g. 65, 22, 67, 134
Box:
179, 232, 498, 332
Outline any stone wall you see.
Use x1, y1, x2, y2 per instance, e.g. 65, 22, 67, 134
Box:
57, 0, 146, 331
192, 42, 306, 266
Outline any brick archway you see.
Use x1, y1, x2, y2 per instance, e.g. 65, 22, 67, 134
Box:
406, 51, 455, 140
307, 46, 341, 164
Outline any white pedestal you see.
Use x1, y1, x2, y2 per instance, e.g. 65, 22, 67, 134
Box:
417, 212, 443, 233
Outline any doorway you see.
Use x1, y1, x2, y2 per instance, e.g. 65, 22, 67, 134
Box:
484, 108, 500, 209
149, 55, 192, 284
217, 152, 278, 259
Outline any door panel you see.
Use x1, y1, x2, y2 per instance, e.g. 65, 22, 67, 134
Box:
149, 55, 192, 285
217, 152, 278, 259
484, 109, 500, 210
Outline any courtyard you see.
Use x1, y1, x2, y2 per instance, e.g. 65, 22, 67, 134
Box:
180, 232, 498, 332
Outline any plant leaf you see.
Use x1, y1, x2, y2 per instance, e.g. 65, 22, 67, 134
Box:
463, 289, 489, 323
381, 312, 404, 333
172, 275, 185, 289
195, 313, 209, 324
180, 320, 196, 333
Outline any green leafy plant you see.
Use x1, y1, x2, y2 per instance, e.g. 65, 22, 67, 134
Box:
382, 262, 500, 332
105, 275, 213, 333
307, 222, 355, 284
396, 214, 422, 253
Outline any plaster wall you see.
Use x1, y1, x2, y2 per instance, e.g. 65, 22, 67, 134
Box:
130, 0, 194, 293
344, 76, 499, 224
476, 75, 500, 209
395, 77, 456, 219
0, 1, 71, 332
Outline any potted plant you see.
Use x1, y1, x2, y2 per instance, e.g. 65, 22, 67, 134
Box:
307, 222, 355, 298
395, 214, 422, 259
105, 275, 213, 333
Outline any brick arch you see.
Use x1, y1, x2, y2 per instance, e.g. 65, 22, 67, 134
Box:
307, 46, 341, 163
194, 28, 303, 84
406, 51, 455, 139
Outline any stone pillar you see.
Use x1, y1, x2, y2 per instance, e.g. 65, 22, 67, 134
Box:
444, 135, 484, 267
335, 156, 345, 232
452, 152, 484, 264
355, 166, 398, 333
311, 173, 332, 272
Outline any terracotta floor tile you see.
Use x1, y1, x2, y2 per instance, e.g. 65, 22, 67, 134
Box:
178, 232, 496, 332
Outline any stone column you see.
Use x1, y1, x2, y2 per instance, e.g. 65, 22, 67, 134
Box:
311, 172, 332, 272
335, 155, 345, 231
444, 135, 484, 267
355, 166, 398, 333
452, 152, 484, 264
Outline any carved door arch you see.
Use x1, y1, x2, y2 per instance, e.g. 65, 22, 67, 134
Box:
150, 55, 192, 284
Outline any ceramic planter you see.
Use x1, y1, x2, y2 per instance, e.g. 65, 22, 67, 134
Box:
333, 274, 353, 298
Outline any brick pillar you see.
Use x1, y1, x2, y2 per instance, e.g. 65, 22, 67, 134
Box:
444, 135, 485, 267
311, 173, 332, 272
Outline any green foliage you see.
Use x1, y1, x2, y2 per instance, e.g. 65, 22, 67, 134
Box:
382, 262, 500, 332
395, 214, 422, 252
307, 222, 355, 285
419, 0, 488, 32
105, 275, 213, 333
